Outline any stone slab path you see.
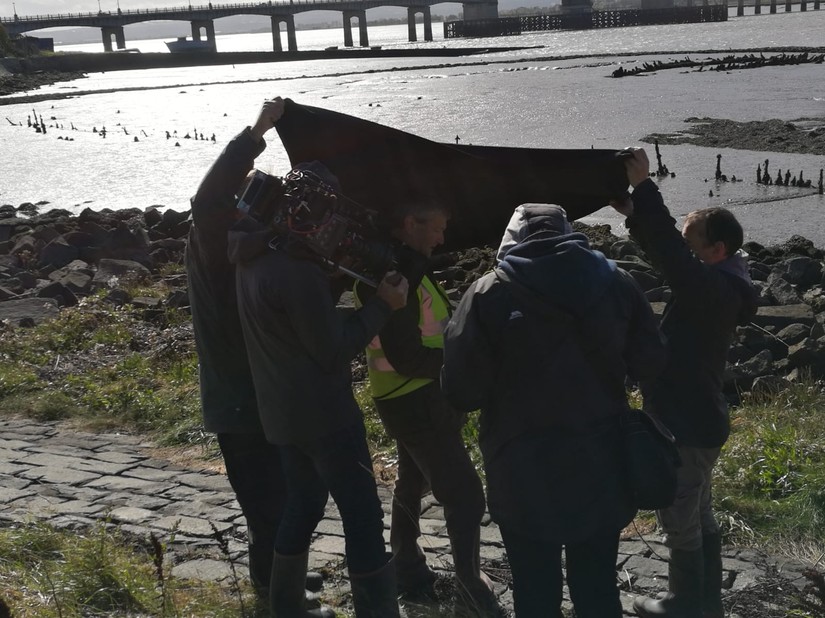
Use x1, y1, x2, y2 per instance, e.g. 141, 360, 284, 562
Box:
0, 417, 814, 616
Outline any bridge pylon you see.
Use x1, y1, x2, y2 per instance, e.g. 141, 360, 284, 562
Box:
271, 14, 297, 52
101, 25, 126, 52
191, 19, 217, 50
343, 10, 368, 47
407, 6, 433, 42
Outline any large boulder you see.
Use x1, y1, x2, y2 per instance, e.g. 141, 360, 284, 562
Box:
39, 236, 80, 269
92, 258, 151, 290
753, 304, 815, 329
0, 297, 59, 325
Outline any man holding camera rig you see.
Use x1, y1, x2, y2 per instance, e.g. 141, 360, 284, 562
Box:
353, 204, 501, 616
227, 98, 410, 617
612, 149, 757, 618
186, 97, 319, 606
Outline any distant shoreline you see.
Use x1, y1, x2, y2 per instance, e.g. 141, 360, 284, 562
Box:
0, 46, 532, 99
0, 46, 530, 76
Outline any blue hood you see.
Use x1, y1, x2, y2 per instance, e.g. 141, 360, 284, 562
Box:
498, 231, 617, 316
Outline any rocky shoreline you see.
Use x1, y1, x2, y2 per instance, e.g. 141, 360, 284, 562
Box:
1, 201, 825, 397
0, 69, 87, 97
644, 116, 825, 156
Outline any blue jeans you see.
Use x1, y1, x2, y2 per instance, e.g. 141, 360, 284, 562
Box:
275, 421, 387, 575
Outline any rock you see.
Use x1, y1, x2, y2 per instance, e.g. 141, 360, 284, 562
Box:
11, 234, 39, 257
143, 206, 163, 228
765, 272, 800, 305
131, 297, 163, 310
151, 238, 187, 252
165, 289, 189, 309
610, 239, 644, 260
774, 235, 822, 259
0, 286, 18, 301
58, 271, 93, 296
786, 337, 825, 369
726, 349, 774, 389
751, 375, 791, 397
615, 256, 655, 273
628, 269, 660, 292
105, 289, 132, 306
77, 221, 110, 246
748, 261, 771, 282
753, 305, 815, 329
645, 286, 667, 302
32, 225, 61, 244
779, 256, 822, 288
0, 297, 59, 325
0, 204, 16, 219
727, 343, 752, 364
92, 259, 151, 290
37, 281, 78, 307
48, 260, 92, 281
0, 255, 21, 269
801, 287, 825, 313
16, 202, 39, 216
775, 323, 811, 346
39, 236, 80, 269
62, 231, 96, 248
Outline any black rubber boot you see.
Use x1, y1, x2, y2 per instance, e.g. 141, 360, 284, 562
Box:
701, 534, 724, 618
450, 529, 502, 617
350, 554, 402, 618
269, 551, 336, 617
253, 541, 325, 606
633, 548, 704, 618
305, 571, 324, 594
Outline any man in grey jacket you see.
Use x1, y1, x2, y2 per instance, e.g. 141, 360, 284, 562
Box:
613, 149, 757, 618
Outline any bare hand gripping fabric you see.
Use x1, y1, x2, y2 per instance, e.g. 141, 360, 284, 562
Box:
275, 98, 630, 251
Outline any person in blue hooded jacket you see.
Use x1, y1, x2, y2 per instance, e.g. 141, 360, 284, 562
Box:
613, 149, 758, 618
442, 204, 665, 618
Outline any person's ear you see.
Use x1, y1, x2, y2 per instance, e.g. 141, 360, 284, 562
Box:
711, 241, 728, 262
402, 214, 418, 235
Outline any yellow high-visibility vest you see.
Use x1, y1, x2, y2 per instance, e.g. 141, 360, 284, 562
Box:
356, 275, 451, 400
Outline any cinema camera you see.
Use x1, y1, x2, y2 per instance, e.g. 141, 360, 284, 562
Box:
237, 168, 396, 286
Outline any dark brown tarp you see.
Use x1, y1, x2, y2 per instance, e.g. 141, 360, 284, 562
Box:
276, 98, 629, 251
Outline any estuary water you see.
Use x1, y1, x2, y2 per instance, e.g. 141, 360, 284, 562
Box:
2, 10, 825, 245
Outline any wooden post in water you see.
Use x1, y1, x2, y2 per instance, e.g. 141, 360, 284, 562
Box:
770, 0, 777, 13
801, 0, 807, 11
784, 0, 791, 11
737, 0, 744, 15
815, 0, 820, 10
755, 0, 762, 14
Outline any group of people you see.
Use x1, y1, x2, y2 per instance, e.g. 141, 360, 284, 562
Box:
186, 96, 758, 618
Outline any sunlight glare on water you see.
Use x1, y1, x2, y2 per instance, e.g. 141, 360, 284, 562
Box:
2, 11, 825, 244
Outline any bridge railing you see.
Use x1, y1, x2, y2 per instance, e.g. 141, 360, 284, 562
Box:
1, 0, 411, 23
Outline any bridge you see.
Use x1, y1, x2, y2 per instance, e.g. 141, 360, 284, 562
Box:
0, 0, 498, 52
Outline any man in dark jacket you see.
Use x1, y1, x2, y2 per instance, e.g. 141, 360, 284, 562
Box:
353, 203, 499, 615
186, 98, 292, 599
442, 204, 665, 618
228, 161, 409, 617
612, 149, 758, 618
